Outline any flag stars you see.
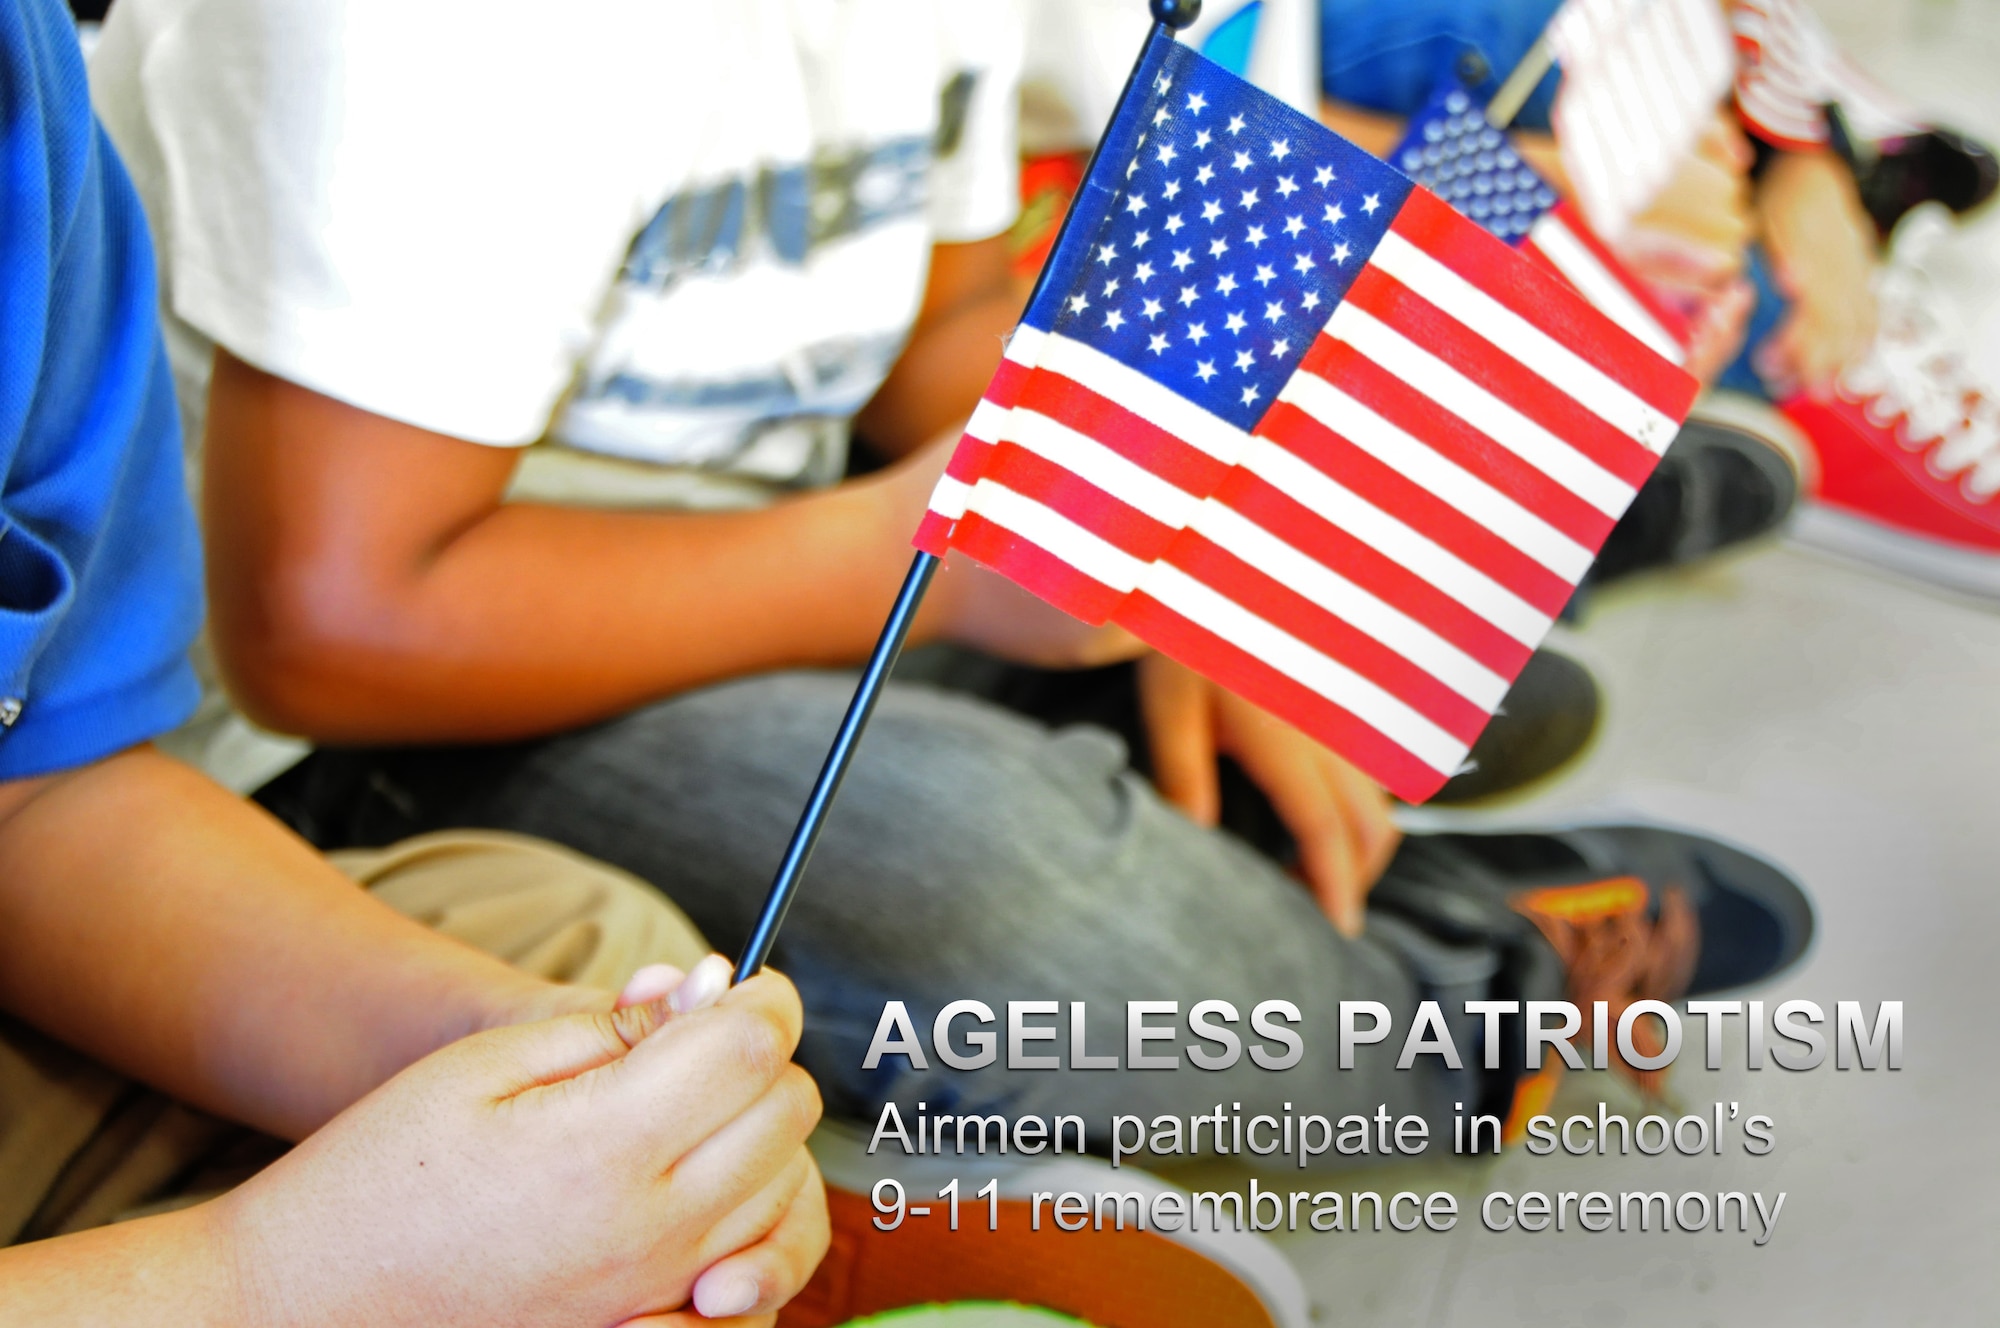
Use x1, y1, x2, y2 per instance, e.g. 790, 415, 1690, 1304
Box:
1254, 264, 1276, 287
1154, 73, 1172, 95
1171, 249, 1194, 271
1104, 309, 1126, 331
1292, 252, 1316, 274
1234, 349, 1256, 371
1097, 243, 1118, 265
1271, 337, 1291, 357
1201, 200, 1223, 223
1149, 332, 1171, 355
1103, 277, 1120, 298
1215, 272, 1238, 294
1283, 215, 1305, 237
1132, 230, 1151, 250
1068, 294, 1089, 314
1134, 261, 1156, 283
1195, 163, 1216, 186
1156, 143, 1178, 167
1127, 158, 1140, 179
1238, 187, 1259, 209
1195, 359, 1217, 382
1125, 193, 1148, 216
1231, 151, 1253, 173
1324, 202, 1346, 225
1187, 322, 1209, 344
1152, 106, 1172, 127
1331, 241, 1353, 264
1263, 299, 1285, 322
1269, 138, 1291, 161
1241, 385, 1261, 406
1245, 224, 1267, 247
1225, 311, 1247, 335
1165, 213, 1185, 234
1275, 174, 1299, 198
1186, 91, 1207, 115
1227, 114, 1246, 135
1178, 284, 1199, 306
1301, 290, 1322, 311
1141, 297, 1163, 319
1314, 165, 1335, 187
1362, 192, 1382, 215
1194, 129, 1213, 151
1163, 179, 1182, 200
1209, 237, 1230, 259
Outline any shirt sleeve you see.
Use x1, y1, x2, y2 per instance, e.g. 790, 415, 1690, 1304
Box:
116, 0, 675, 446
0, 0, 201, 781
929, 0, 1024, 244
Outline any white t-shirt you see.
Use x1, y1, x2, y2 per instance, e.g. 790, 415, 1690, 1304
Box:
89, 0, 1023, 790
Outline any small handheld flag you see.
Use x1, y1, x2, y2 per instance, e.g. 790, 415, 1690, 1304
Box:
1545, 0, 1735, 238
735, 0, 1695, 984
1389, 82, 1693, 366
919, 27, 1697, 805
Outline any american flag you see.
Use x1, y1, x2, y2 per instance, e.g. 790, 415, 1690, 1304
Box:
919, 31, 1697, 802
1391, 83, 1692, 366
1547, 0, 1735, 238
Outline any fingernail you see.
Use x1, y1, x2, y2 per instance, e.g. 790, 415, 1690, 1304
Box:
669, 954, 732, 1015
615, 963, 684, 1009
692, 1268, 761, 1318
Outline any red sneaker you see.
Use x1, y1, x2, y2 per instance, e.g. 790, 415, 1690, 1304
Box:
1784, 225, 2000, 597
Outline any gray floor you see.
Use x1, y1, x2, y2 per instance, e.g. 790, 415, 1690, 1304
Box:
1239, 6, 2000, 1320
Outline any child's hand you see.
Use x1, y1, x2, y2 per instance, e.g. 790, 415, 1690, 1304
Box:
1756, 149, 1881, 396
1139, 654, 1399, 937
219, 964, 827, 1328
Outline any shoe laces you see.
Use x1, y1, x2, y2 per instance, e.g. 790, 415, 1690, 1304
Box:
1510, 878, 1699, 1095
1839, 240, 2000, 502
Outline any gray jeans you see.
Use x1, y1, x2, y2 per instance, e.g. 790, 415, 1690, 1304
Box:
261, 671, 1493, 1164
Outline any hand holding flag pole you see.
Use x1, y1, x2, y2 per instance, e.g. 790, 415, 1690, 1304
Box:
732, 0, 1207, 985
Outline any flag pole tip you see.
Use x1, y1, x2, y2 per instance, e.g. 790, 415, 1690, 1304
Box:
1150, 0, 1201, 31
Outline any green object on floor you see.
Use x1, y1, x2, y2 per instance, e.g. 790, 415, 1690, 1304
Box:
837, 1305, 1097, 1328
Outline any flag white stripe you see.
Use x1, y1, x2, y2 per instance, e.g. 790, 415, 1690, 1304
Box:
965, 481, 1146, 592
1037, 333, 1252, 464
1144, 565, 1472, 775
1190, 500, 1512, 708
1371, 231, 1681, 453
1237, 437, 1555, 645
1526, 213, 1685, 364
1280, 370, 1597, 582
1004, 408, 1202, 528
1327, 302, 1639, 516
926, 473, 974, 521
1005, 323, 1050, 366
965, 397, 1012, 443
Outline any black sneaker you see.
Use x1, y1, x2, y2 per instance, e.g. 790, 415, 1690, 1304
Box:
1368, 824, 1815, 1111
1830, 103, 2000, 239
1576, 393, 1804, 607
1431, 648, 1598, 805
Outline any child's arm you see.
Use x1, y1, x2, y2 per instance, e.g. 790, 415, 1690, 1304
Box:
1754, 147, 1881, 395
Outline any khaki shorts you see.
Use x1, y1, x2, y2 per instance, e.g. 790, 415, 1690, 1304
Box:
0, 831, 708, 1245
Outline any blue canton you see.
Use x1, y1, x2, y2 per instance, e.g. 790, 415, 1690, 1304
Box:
1390, 84, 1559, 243
1034, 37, 1413, 432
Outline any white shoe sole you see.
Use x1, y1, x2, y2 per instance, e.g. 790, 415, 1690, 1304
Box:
1788, 501, 2000, 602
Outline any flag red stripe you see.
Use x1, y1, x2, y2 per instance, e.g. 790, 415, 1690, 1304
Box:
948, 510, 1123, 626
1162, 534, 1495, 744
1388, 189, 1696, 422
1210, 469, 1538, 678
1013, 369, 1231, 498
1117, 593, 1453, 801
1298, 336, 1622, 548
1255, 401, 1579, 617
1341, 266, 1662, 491
971, 445, 1176, 561
912, 510, 954, 557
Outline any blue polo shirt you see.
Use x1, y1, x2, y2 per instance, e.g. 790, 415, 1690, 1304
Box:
0, 0, 201, 781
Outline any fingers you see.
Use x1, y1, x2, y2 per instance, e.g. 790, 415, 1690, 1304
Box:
1137, 654, 1221, 825
616, 963, 688, 1010
1217, 699, 1369, 936
1323, 751, 1400, 892
689, 1159, 830, 1319
659, 1069, 823, 1227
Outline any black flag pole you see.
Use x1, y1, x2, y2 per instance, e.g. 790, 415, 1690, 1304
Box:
733, 0, 1206, 984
